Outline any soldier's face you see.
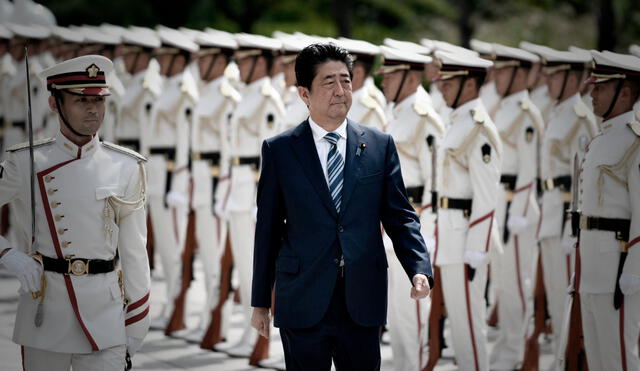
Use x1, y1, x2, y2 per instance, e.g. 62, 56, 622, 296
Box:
298, 60, 352, 123
494, 66, 514, 96
381, 70, 403, 102
50, 93, 106, 136
437, 77, 462, 108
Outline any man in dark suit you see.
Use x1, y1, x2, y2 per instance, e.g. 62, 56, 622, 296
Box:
250, 43, 433, 371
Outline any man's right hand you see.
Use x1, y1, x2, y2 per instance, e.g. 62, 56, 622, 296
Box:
251, 307, 271, 339
0, 248, 42, 293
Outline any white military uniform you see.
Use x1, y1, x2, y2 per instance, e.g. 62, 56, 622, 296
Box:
349, 85, 387, 131
0, 55, 150, 370
378, 46, 444, 371
479, 81, 501, 119
538, 92, 597, 341
282, 85, 308, 131
144, 30, 199, 329
188, 52, 241, 341
490, 87, 543, 369
530, 84, 555, 124
575, 51, 640, 371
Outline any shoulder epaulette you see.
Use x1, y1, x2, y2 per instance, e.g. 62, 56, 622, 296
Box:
360, 93, 379, 110
7, 138, 55, 152
180, 70, 199, 102
102, 141, 147, 162
413, 100, 430, 116
628, 121, 640, 137
261, 82, 286, 115
573, 101, 589, 119
471, 109, 485, 125
220, 80, 241, 103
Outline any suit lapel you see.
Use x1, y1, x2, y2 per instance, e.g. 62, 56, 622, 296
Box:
339, 120, 365, 215
290, 120, 338, 218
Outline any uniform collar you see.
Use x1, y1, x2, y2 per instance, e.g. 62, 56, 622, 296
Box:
500, 89, 528, 108
246, 76, 270, 94
450, 97, 481, 123
393, 90, 418, 116
55, 130, 100, 160
601, 110, 635, 133
309, 116, 348, 144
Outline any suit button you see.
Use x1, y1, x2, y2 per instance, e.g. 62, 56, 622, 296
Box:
338, 226, 344, 232
334, 258, 340, 264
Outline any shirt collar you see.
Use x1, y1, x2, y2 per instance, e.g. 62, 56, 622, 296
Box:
500, 89, 528, 107
450, 98, 481, 123
601, 110, 635, 133
55, 130, 100, 160
555, 92, 580, 112
309, 116, 348, 143
393, 91, 417, 116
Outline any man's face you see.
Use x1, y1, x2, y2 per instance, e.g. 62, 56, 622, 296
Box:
52, 93, 106, 136
237, 56, 256, 83
381, 70, 404, 102
436, 77, 462, 108
547, 70, 567, 100
494, 66, 515, 96
299, 60, 352, 123
590, 80, 617, 117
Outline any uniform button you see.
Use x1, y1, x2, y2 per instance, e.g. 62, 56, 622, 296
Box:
47, 189, 58, 195
54, 215, 64, 222
61, 241, 71, 248
334, 258, 340, 264
44, 175, 54, 183
338, 226, 344, 232
58, 228, 67, 235
51, 201, 60, 208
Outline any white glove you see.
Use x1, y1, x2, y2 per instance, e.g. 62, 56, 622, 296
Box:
507, 215, 529, 234
561, 238, 575, 256
214, 200, 229, 220
463, 250, 487, 269
619, 272, 640, 296
252, 206, 258, 222
126, 336, 144, 356
1, 248, 42, 293
425, 236, 436, 255
165, 191, 188, 208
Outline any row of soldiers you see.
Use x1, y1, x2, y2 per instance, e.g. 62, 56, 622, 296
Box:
1, 19, 639, 371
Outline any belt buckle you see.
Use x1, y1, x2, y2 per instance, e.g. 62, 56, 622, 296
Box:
232, 157, 240, 166
210, 166, 220, 177
440, 197, 449, 209
505, 190, 514, 202
68, 258, 89, 276
166, 160, 175, 171
544, 178, 555, 191
579, 215, 588, 230
193, 151, 201, 161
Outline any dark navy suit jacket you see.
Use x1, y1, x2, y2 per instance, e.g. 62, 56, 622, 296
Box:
251, 119, 432, 329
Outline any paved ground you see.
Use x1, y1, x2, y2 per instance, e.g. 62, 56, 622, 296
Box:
0, 259, 555, 370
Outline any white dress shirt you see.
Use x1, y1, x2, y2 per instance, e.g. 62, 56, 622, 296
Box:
308, 116, 348, 187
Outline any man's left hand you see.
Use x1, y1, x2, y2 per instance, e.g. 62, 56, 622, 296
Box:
411, 274, 430, 299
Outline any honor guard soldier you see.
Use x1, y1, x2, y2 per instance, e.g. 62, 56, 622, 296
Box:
0, 23, 13, 151
276, 34, 310, 131
49, 26, 84, 63
520, 41, 557, 124
144, 28, 199, 332
378, 45, 444, 371
220, 32, 285, 357
432, 50, 502, 371
114, 28, 161, 153
336, 37, 387, 131
181, 30, 240, 343
535, 48, 597, 350
488, 43, 544, 370
470, 39, 501, 118
566, 50, 640, 370
568, 46, 598, 114
0, 55, 150, 370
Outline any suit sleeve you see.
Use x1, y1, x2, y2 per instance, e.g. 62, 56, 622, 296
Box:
251, 140, 286, 308
118, 161, 151, 340
379, 135, 433, 286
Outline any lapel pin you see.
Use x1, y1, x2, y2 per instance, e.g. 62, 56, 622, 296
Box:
356, 142, 367, 156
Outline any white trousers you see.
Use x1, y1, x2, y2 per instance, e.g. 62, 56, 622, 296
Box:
193, 205, 224, 330
581, 292, 640, 370
440, 263, 489, 371
490, 232, 537, 369
149, 195, 187, 318
228, 211, 256, 346
22, 344, 126, 371
540, 237, 571, 342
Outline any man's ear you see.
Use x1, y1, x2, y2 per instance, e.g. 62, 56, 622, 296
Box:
48, 95, 59, 114
298, 86, 310, 107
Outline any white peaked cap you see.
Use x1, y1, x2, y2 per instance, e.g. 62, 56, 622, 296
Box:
336, 37, 380, 56
40, 55, 113, 96
158, 28, 199, 52
493, 43, 539, 63
383, 38, 433, 55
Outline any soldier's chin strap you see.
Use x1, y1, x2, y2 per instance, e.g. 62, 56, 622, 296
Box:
246, 55, 259, 84
53, 91, 92, 138
392, 70, 410, 104
452, 76, 469, 109
503, 66, 518, 98
557, 70, 570, 101
603, 79, 625, 119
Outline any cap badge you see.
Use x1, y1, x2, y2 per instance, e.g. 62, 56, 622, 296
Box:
86, 64, 100, 78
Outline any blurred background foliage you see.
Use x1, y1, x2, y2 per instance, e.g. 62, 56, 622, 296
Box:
41, 0, 639, 51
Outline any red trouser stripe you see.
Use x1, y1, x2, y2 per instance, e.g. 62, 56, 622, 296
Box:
464, 268, 480, 371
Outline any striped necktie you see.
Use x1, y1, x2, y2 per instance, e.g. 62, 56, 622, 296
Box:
325, 132, 344, 213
